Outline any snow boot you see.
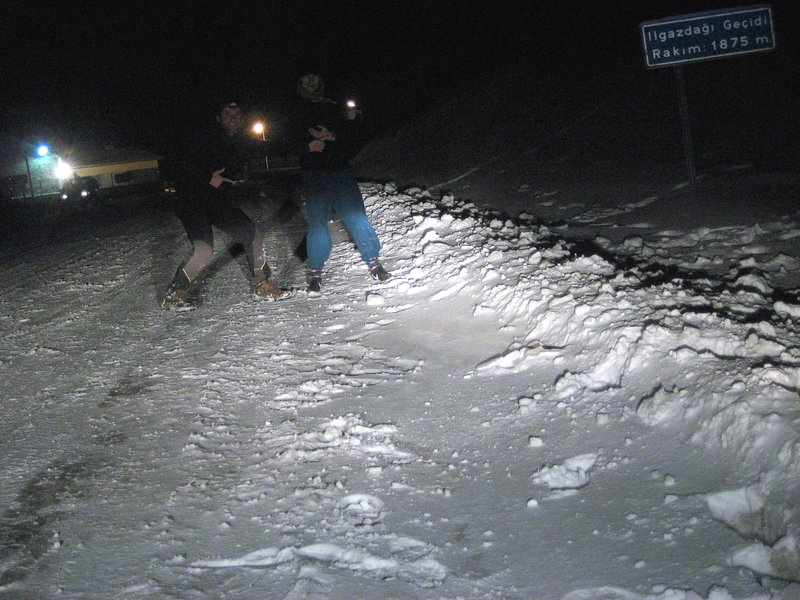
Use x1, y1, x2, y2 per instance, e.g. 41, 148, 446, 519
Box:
161, 265, 194, 310
368, 257, 390, 281
254, 277, 284, 301
252, 261, 286, 301
307, 269, 322, 295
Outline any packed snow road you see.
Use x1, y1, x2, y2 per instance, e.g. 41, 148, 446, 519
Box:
1, 185, 799, 599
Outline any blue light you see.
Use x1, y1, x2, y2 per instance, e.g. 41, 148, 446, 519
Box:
36, 144, 50, 157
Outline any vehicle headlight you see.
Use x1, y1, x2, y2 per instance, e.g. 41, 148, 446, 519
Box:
54, 159, 73, 180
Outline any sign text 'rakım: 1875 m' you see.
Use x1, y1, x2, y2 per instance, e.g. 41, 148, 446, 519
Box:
640, 4, 775, 68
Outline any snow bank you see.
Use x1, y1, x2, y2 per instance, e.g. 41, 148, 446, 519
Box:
363, 183, 800, 586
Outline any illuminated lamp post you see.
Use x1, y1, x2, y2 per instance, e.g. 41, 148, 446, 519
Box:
251, 121, 269, 171
23, 156, 33, 199
252, 121, 265, 140
23, 144, 50, 199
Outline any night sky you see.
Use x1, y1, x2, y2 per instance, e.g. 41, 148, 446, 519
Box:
1, 1, 797, 157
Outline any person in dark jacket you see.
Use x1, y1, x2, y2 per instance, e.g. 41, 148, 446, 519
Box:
289, 72, 389, 295
162, 101, 284, 309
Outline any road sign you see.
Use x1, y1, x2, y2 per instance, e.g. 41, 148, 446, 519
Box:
640, 4, 775, 68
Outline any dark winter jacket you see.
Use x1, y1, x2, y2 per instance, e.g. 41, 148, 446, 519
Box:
174, 127, 265, 197
289, 96, 365, 172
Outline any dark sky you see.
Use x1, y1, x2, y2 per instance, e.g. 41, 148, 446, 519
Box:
1, 1, 797, 155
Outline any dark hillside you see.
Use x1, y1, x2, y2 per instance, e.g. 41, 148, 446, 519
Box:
353, 27, 799, 221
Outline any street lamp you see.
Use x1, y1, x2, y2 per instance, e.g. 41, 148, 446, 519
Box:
22, 144, 51, 199
251, 121, 269, 171
251, 121, 266, 140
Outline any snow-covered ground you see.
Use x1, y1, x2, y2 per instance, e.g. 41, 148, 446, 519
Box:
3, 52, 800, 599
1, 173, 799, 599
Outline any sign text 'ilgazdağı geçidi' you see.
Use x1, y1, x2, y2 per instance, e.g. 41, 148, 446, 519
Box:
640, 4, 775, 68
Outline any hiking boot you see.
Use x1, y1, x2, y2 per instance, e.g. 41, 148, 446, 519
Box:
254, 277, 284, 301
307, 269, 322, 295
368, 258, 390, 281
161, 265, 194, 310
161, 288, 194, 310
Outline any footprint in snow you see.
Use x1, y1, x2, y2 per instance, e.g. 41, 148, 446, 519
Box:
366, 291, 384, 306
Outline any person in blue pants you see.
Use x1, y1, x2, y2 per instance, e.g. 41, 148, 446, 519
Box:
289, 71, 389, 294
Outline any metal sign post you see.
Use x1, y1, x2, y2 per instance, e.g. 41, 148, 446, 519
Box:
673, 65, 696, 185
24, 155, 34, 199
640, 5, 776, 184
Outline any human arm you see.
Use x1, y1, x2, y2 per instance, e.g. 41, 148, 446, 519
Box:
209, 167, 234, 188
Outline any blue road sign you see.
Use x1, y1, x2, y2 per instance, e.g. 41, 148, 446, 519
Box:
641, 4, 775, 68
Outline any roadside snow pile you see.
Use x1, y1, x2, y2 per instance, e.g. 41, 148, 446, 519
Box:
562, 586, 775, 600
363, 182, 800, 586
193, 539, 447, 588
591, 219, 800, 294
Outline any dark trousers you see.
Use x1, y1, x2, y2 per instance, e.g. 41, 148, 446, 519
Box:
174, 188, 262, 280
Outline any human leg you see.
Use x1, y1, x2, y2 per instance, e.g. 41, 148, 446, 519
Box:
163, 202, 215, 308
214, 203, 283, 300
331, 172, 388, 279
183, 239, 214, 281
213, 203, 257, 269
174, 195, 216, 279
301, 172, 335, 271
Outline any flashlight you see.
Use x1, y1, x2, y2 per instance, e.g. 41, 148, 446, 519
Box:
346, 99, 357, 109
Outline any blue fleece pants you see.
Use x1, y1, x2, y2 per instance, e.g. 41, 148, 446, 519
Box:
301, 170, 381, 271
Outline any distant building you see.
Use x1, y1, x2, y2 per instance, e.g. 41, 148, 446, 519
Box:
0, 138, 163, 200
62, 145, 162, 192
